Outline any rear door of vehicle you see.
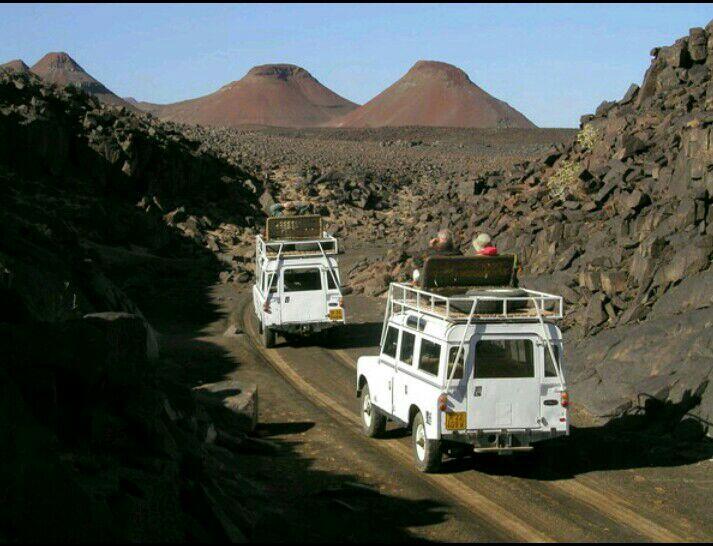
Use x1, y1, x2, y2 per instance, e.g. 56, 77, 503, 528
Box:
324, 266, 344, 322
280, 266, 327, 323
467, 335, 541, 430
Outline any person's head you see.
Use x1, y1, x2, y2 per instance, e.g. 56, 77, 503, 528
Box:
430, 228, 454, 251
472, 232, 492, 252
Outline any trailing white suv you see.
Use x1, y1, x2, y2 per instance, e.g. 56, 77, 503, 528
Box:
252, 215, 345, 347
356, 255, 568, 472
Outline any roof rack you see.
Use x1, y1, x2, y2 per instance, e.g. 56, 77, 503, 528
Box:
388, 282, 563, 323
256, 233, 339, 258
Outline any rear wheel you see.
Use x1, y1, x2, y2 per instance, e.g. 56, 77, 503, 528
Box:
261, 322, 276, 348
361, 384, 386, 437
412, 411, 442, 473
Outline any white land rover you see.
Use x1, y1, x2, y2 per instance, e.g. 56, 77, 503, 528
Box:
356, 255, 568, 472
252, 215, 345, 347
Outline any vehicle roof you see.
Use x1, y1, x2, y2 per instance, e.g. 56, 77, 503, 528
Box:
388, 311, 562, 343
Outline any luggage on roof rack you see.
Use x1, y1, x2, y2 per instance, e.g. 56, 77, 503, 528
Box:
420, 254, 518, 292
266, 214, 323, 241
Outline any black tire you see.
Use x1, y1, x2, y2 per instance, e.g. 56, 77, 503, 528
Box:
360, 384, 386, 438
412, 411, 442, 473
261, 323, 276, 348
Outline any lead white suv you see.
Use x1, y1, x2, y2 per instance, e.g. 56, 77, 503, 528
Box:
356, 255, 568, 472
252, 215, 345, 347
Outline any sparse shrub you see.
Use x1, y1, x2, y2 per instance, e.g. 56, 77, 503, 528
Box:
576, 124, 600, 151
546, 159, 580, 200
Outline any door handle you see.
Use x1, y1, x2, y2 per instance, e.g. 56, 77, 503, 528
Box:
285, 296, 290, 303
474, 386, 483, 397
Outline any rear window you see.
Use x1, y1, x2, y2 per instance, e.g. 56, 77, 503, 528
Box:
262, 273, 277, 294
475, 339, 534, 379
283, 268, 322, 292
399, 331, 416, 366
447, 346, 465, 380
544, 345, 560, 378
326, 271, 339, 290
419, 338, 441, 376
382, 326, 398, 359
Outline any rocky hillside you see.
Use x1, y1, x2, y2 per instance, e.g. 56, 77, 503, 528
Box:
317, 22, 713, 433
137, 64, 358, 128
0, 71, 267, 541
332, 60, 535, 129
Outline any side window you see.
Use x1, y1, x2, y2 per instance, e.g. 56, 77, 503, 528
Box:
263, 272, 277, 294
419, 338, 442, 376
399, 331, 416, 366
475, 339, 534, 379
447, 346, 465, 380
326, 270, 339, 290
382, 327, 398, 359
283, 268, 322, 292
544, 345, 560, 378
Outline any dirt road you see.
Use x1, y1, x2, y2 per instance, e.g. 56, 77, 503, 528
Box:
148, 243, 712, 542
230, 287, 713, 542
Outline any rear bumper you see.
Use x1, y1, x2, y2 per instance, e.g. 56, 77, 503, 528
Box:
442, 428, 568, 449
275, 320, 343, 333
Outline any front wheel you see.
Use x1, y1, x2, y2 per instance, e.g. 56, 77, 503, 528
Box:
412, 411, 442, 473
361, 384, 386, 437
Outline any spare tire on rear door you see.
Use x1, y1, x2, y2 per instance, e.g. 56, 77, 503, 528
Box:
450, 288, 529, 314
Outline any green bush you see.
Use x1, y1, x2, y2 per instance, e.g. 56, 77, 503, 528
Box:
576, 124, 600, 151
546, 159, 580, 200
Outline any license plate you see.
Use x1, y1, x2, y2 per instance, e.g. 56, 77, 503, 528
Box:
328, 308, 343, 321
445, 412, 466, 430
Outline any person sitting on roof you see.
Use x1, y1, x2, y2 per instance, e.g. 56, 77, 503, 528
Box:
468, 232, 498, 256
411, 228, 462, 285
269, 200, 312, 217
427, 228, 462, 257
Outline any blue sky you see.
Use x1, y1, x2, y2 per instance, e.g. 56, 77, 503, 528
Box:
2, 3, 712, 127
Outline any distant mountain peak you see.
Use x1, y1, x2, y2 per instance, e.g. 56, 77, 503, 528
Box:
332, 60, 534, 129
30, 51, 136, 111
0, 59, 31, 74
32, 52, 85, 74
246, 64, 312, 81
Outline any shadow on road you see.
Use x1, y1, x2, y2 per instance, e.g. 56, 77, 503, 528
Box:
114, 223, 452, 542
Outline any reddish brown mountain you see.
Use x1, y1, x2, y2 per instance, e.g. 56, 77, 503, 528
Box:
140, 64, 357, 128
332, 60, 535, 129
1, 59, 31, 74
30, 52, 135, 110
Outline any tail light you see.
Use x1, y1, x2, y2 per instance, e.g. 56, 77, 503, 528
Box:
561, 391, 569, 408
438, 393, 448, 411
263, 302, 271, 313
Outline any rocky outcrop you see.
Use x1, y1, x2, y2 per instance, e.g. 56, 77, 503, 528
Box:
328, 23, 713, 431
0, 70, 266, 541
